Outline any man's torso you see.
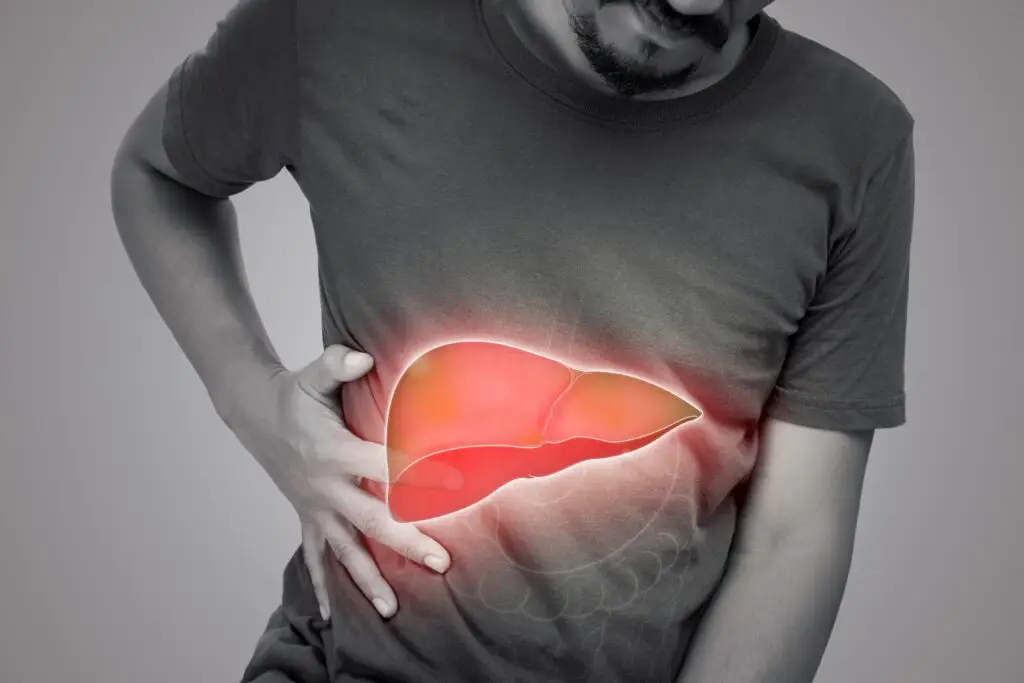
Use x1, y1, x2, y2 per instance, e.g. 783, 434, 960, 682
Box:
226, 1, 911, 679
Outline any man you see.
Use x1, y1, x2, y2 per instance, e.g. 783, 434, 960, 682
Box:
110, 0, 915, 681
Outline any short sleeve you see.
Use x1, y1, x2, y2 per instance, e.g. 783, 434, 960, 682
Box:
764, 130, 916, 431
162, 0, 298, 198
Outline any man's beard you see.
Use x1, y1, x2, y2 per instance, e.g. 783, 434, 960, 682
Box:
568, 0, 732, 98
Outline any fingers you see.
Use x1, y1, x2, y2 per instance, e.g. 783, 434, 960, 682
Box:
319, 513, 398, 618
320, 436, 390, 484
391, 455, 465, 491
301, 523, 331, 621
338, 485, 451, 574
335, 439, 463, 491
297, 345, 375, 397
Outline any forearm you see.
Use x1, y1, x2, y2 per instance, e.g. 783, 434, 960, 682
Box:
110, 151, 283, 417
676, 526, 855, 683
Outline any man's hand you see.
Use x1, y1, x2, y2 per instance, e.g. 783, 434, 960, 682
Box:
221, 344, 455, 620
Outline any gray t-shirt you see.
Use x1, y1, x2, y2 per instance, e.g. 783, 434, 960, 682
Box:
162, 1, 915, 681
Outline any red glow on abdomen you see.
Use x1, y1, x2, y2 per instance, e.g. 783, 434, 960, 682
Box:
385, 341, 701, 523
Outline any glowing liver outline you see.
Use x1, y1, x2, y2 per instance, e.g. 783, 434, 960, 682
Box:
385, 340, 701, 523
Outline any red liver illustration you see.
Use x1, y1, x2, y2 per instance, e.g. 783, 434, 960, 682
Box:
385, 341, 701, 523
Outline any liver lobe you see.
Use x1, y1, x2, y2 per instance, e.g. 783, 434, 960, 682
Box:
385, 341, 700, 523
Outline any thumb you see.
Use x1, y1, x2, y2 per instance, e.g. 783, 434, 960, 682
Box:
298, 345, 374, 397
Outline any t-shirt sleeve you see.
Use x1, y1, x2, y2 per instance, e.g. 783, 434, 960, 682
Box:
764, 130, 916, 431
162, 0, 298, 198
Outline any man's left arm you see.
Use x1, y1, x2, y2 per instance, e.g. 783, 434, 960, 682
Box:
678, 115, 916, 681
676, 419, 872, 683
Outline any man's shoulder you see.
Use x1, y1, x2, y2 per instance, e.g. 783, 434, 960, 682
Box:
772, 23, 914, 160
791, 29, 913, 128
780, 26, 912, 121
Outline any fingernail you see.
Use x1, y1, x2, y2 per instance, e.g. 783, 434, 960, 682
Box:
424, 554, 449, 573
372, 597, 395, 617
345, 352, 372, 369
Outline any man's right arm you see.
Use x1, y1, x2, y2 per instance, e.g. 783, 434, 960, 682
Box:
109, 83, 283, 420
110, 80, 454, 620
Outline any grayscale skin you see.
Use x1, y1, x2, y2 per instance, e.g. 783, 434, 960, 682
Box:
111, 3, 875, 680
110, 89, 455, 621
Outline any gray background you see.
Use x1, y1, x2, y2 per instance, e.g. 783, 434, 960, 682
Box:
1, 0, 1021, 681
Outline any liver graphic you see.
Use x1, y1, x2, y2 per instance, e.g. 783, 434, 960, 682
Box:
385, 341, 701, 523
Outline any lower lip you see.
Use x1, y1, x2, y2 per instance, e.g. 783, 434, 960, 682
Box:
632, 2, 692, 46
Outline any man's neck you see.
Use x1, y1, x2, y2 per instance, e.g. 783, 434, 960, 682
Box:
496, 0, 753, 101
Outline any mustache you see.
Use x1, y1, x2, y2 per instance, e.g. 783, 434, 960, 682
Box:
604, 0, 732, 50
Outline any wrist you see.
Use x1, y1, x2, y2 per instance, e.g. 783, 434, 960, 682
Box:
207, 351, 287, 426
